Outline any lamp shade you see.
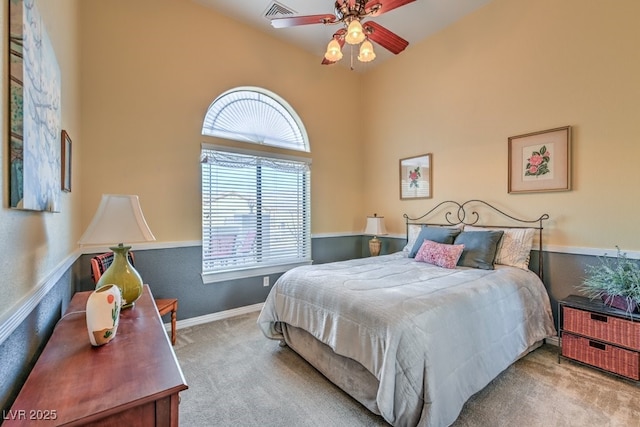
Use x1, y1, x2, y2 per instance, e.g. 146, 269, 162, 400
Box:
345, 20, 366, 45
364, 214, 387, 236
358, 40, 376, 63
79, 194, 156, 246
324, 39, 343, 62
79, 194, 155, 308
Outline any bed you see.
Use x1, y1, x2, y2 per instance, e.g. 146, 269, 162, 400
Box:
258, 200, 556, 427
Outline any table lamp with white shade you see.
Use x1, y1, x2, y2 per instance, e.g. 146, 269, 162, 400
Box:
364, 213, 387, 257
78, 194, 156, 308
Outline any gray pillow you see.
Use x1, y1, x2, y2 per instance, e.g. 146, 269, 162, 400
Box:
409, 226, 462, 258
454, 230, 504, 270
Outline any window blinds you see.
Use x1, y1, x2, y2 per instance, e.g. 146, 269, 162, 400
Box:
201, 88, 309, 152
201, 147, 311, 274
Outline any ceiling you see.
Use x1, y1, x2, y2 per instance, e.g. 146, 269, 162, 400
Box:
193, 0, 493, 69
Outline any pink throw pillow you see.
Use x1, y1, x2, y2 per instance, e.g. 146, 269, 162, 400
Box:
415, 239, 464, 269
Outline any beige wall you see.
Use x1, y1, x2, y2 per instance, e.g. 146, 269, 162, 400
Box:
362, 0, 640, 252
2, 0, 639, 326
0, 1, 81, 323
78, 0, 364, 243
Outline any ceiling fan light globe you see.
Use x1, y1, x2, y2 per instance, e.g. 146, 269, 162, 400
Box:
324, 39, 343, 62
345, 20, 366, 45
358, 40, 376, 62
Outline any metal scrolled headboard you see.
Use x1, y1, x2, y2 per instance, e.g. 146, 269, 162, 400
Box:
403, 200, 550, 280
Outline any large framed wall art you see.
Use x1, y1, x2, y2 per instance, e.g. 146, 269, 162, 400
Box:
508, 126, 571, 194
400, 153, 432, 200
9, 0, 61, 211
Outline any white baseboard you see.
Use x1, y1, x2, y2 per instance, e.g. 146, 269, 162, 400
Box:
545, 336, 559, 347
165, 302, 264, 331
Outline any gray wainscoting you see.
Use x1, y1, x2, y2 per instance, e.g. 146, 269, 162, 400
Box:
74, 236, 378, 321
74, 247, 277, 321
0, 270, 74, 418
1, 235, 597, 416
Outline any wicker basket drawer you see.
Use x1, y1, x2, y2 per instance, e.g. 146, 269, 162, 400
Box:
563, 306, 640, 351
562, 333, 640, 380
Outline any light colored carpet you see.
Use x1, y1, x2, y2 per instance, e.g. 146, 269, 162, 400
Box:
174, 311, 640, 426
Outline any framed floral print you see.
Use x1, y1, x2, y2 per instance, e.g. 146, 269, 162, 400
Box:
400, 153, 432, 200
508, 126, 571, 194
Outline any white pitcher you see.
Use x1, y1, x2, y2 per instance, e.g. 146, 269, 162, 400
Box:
86, 284, 122, 346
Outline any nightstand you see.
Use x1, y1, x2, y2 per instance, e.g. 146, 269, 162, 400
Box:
559, 295, 640, 381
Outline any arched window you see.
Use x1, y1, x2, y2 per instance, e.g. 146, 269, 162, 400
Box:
200, 87, 311, 283
202, 86, 309, 152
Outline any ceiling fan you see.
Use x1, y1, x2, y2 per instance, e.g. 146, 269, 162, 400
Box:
270, 0, 416, 66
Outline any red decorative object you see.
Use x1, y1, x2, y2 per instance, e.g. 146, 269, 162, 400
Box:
601, 293, 638, 313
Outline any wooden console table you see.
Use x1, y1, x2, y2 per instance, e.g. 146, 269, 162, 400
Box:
5, 285, 188, 426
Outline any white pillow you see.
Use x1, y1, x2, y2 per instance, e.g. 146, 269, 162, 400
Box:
402, 224, 422, 252
464, 225, 536, 270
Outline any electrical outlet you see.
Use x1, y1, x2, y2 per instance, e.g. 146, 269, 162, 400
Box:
263, 276, 269, 287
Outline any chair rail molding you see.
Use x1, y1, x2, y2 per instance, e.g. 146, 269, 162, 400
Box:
0, 250, 80, 346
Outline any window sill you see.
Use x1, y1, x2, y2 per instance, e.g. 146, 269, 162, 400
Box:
201, 261, 312, 284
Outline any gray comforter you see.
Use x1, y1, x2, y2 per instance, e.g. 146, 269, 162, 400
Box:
258, 252, 556, 427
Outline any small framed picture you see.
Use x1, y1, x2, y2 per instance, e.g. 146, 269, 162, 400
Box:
508, 126, 571, 194
61, 130, 72, 192
400, 153, 432, 200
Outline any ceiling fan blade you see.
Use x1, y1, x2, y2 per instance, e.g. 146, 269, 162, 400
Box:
321, 29, 347, 65
363, 21, 409, 54
321, 57, 339, 65
271, 14, 337, 28
365, 0, 416, 17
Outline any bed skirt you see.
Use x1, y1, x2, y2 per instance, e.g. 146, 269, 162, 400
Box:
282, 322, 545, 426
283, 324, 381, 415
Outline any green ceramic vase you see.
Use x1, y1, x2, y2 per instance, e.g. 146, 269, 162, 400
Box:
96, 245, 143, 308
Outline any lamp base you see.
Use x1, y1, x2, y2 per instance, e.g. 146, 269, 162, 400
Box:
369, 237, 381, 257
96, 245, 143, 309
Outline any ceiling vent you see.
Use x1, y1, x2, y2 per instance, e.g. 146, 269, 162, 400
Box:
263, 1, 296, 19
